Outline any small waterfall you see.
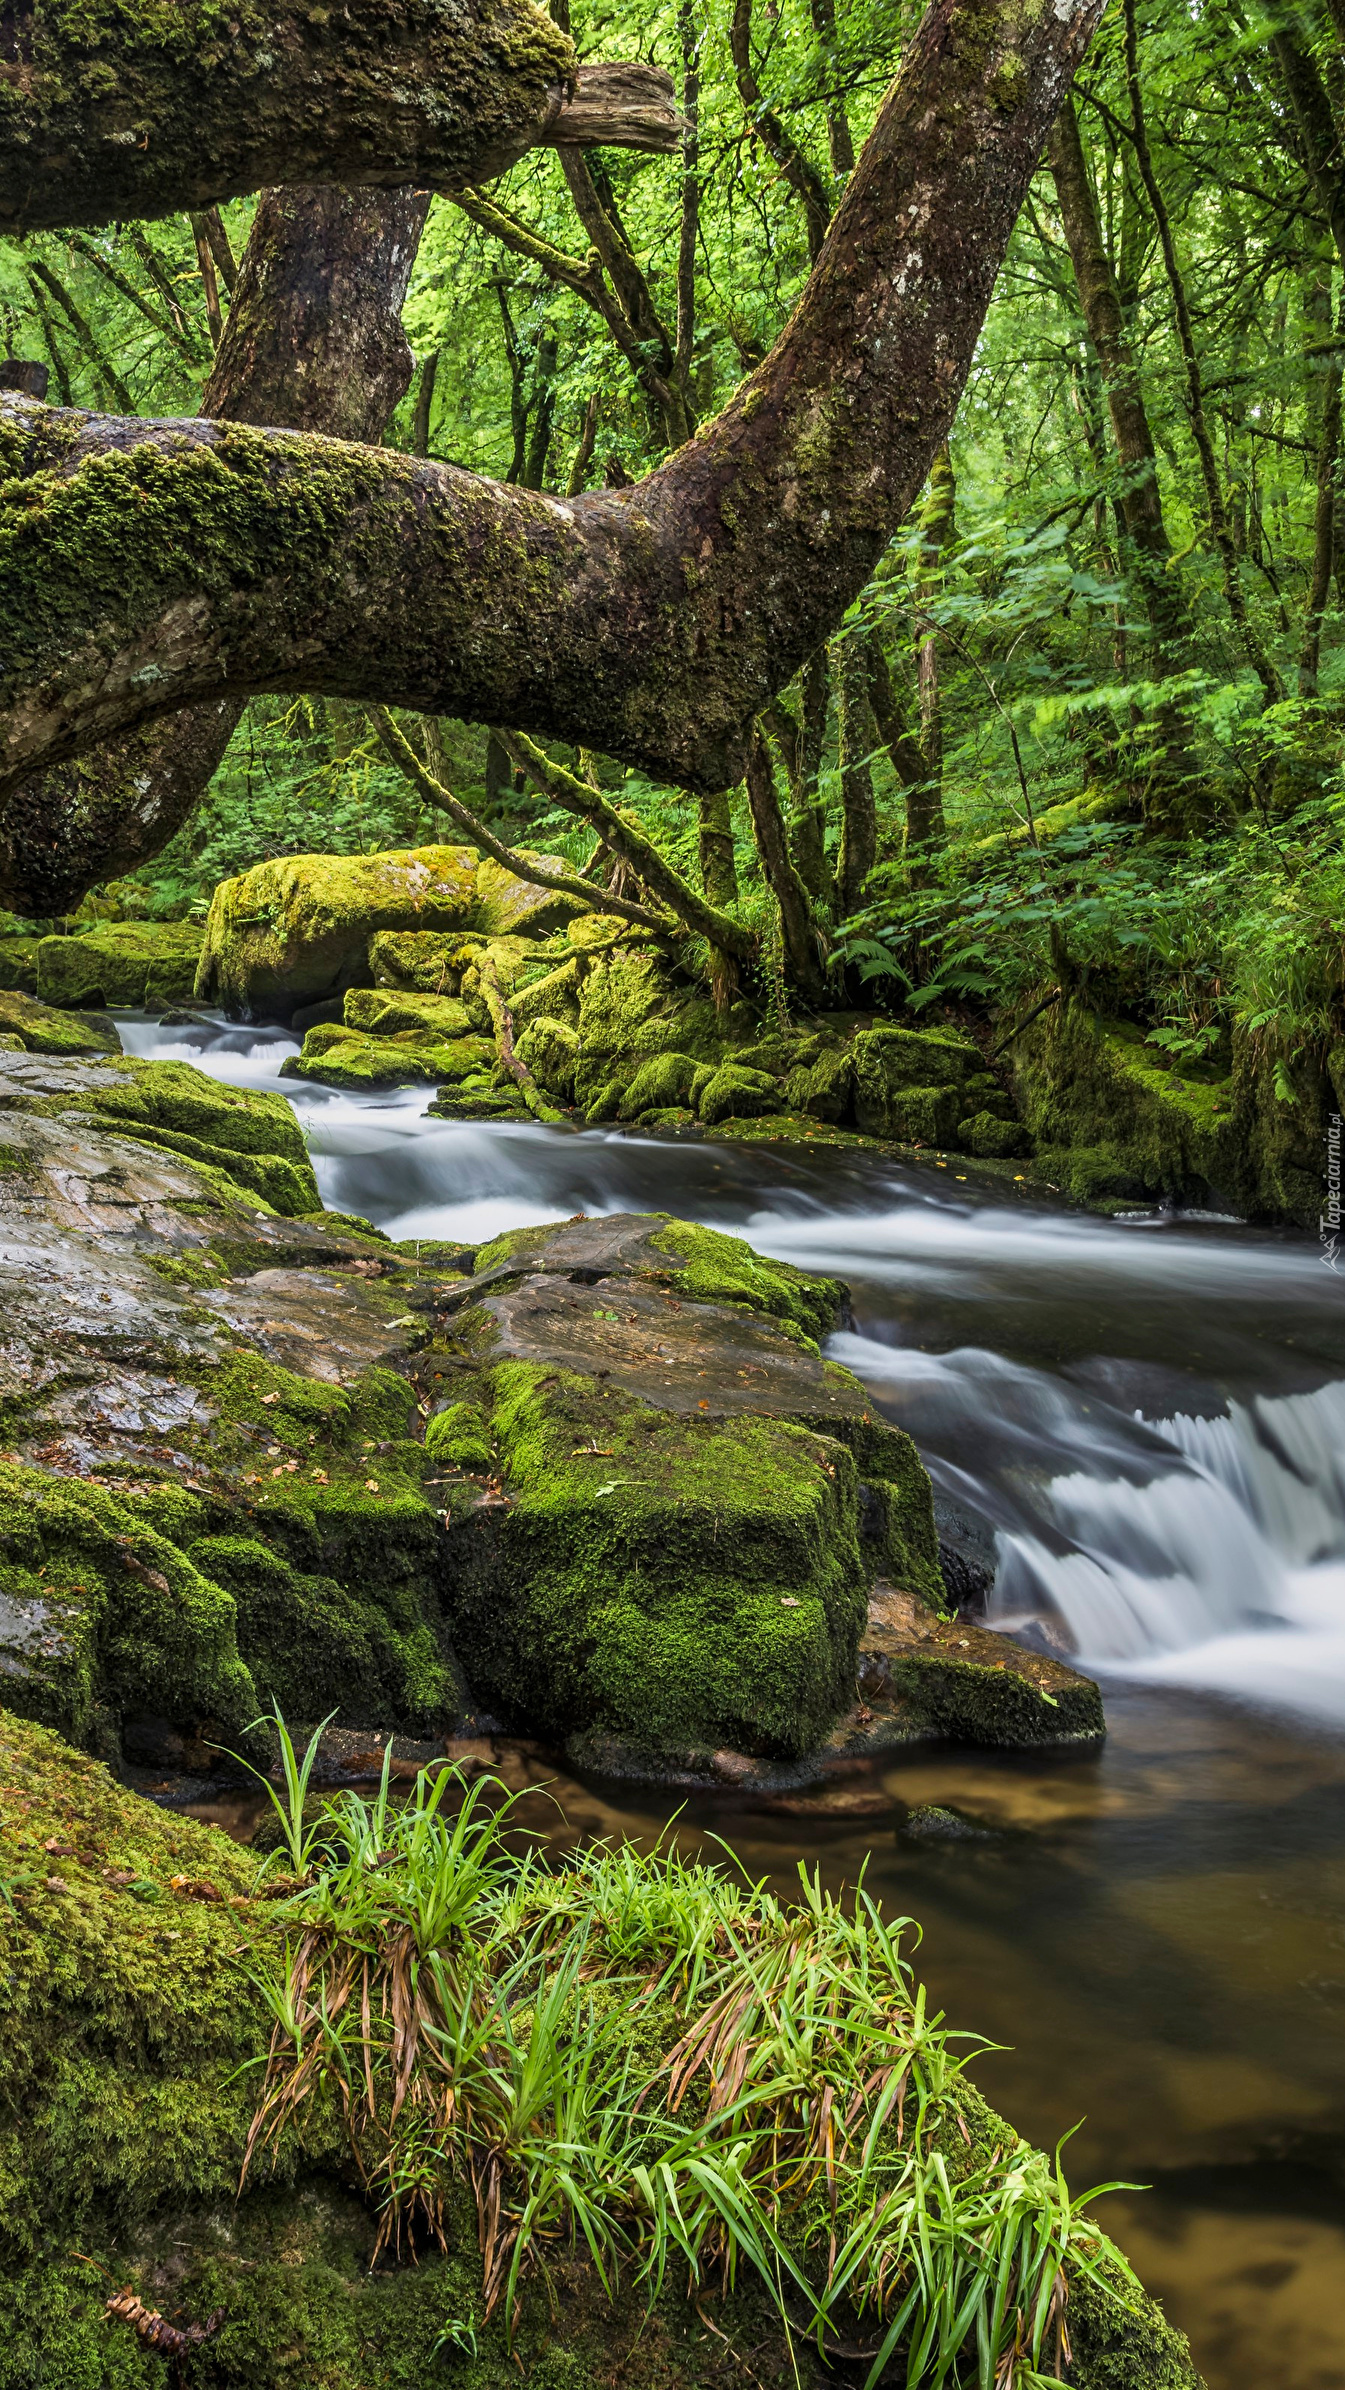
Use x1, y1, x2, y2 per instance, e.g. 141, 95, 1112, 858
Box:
835, 1330, 1345, 1722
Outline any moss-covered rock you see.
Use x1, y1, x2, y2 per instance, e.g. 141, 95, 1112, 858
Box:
282, 1021, 494, 1091
617, 1048, 702, 1117
0, 1049, 320, 1214
957, 1108, 1032, 1159
514, 1012, 580, 1101
449, 1359, 868, 1758
696, 1061, 781, 1124
572, 940, 731, 1109
367, 926, 464, 992
852, 1024, 982, 1140
1010, 1003, 1240, 1210
0, 932, 39, 995
784, 1043, 855, 1120
34, 920, 203, 1009
474, 850, 585, 938
195, 846, 479, 1020
0, 987, 120, 1055
343, 986, 474, 1040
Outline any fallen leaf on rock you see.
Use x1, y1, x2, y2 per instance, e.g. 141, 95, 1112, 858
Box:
42, 1837, 74, 1855
365, 1479, 380, 1492
780, 1597, 800, 1608
170, 1874, 223, 1903
261, 1393, 280, 1406
45, 1875, 68, 1892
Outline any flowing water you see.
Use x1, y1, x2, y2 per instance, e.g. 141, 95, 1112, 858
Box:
123, 1013, 1345, 2388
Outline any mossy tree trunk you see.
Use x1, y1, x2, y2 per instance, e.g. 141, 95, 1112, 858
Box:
0, 0, 1109, 823
0, 0, 678, 233
0, 186, 431, 912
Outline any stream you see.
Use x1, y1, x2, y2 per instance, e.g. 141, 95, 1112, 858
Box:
124, 1013, 1345, 2390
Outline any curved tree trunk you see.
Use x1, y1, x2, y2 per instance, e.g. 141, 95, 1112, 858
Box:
0, 0, 677, 233
0, 0, 1108, 820
0, 186, 432, 912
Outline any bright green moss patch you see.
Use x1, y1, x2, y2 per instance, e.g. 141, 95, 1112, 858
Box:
448, 1360, 867, 1758
0, 987, 119, 1055
33, 920, 202, 1009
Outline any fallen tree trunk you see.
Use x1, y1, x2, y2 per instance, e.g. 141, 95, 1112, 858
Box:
0, 0, 1106, 807
0, 0, 677, 234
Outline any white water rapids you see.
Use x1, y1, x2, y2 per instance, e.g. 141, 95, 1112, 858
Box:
123, 1013, 1345, 1728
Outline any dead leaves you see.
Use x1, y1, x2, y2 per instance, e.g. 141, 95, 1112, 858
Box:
104, 2286, 224, 2357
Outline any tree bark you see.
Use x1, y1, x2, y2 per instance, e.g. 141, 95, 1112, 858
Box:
0, 186, 430, 911
834, 634, 877, 913
0, 0, 1109, 817
0, 4, 678, 234
1122, 0, 1284, 706
1301, 301, 1343, 700
744, 730, 825, 998
697, 788, 739, 911
915, 442, 956, 791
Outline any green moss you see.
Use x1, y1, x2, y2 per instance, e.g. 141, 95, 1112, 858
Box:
367, 927, 463, 993
0, 934, 38, 996
647, 1217, 843, 1339
852, 1025, 982, 1139
344, 986, 474, 1040
0, 987, 119, 1054
514, 1012, 580, 1101
0, 1460, 255, 1743
1011, 1004, 1241, 1208
424, 1400, 494, 1470
34, 920, 202, 1009
617, 1049, 702, 1116
449, 1362, 867, 1758
695, 1061, 780, 1125
194, 846, 479, 1020
956, 1107, 1031, 1159
47, 1055, 321, 1215
474, 850, 584, 938
783, 1044, 855, 1121
282, 1022, 494, 1090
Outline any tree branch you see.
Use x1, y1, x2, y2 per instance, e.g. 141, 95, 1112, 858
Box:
499, 733, 757, 963
0, 7, 679, 234
370, 707, 669, 933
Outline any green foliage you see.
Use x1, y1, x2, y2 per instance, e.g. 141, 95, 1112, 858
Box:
245, 1743, 1146, 2388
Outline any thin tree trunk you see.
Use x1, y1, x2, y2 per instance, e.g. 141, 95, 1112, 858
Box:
190, 215, 225, 347
411, 351, 440, 456
27, 259, 136, 413
501, 734, 757, 965
697, 788, 739, 910
566, 393, 600, 494
834, 636, 877, 913
862, 630, 943, 877
1122, 0, 1284, 705
743, 730, 825, 997
1301, 302, 1343, 699
916, 443, 956, 790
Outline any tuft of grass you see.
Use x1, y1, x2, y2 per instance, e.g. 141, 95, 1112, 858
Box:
240, 1725, 1142, 2387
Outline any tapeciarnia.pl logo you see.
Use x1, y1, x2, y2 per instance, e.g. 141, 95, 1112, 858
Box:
1323, 1112, 1342, 1272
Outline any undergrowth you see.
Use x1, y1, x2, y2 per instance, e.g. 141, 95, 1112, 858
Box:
240, 1718, 1142, 2390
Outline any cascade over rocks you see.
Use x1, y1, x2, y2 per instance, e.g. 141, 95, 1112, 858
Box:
0, 1044, 1096, 1767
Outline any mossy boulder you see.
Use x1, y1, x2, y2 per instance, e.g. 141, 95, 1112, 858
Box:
618, 1048, 702, 1117
696, 1061, 781, 1125
343, 987, 474, 1040
34, 920, 203, 1009
852, 1025, 982, 1142
957, 1108, 1032, 1159
0, 1049, 320, 1214
195, 846, 479, 1021
474, 850, 584, 938
784, 1044, 855, 1121
0, 933, 39, 994
367, 927, 463, 992
1010, 1003, 1242, 1210
0, 987, 120, 1055
450, 1358, 869, 1758
514, 1012, 579, 1102
572, 940, 732, 1109
282, 1022, 494, 1091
